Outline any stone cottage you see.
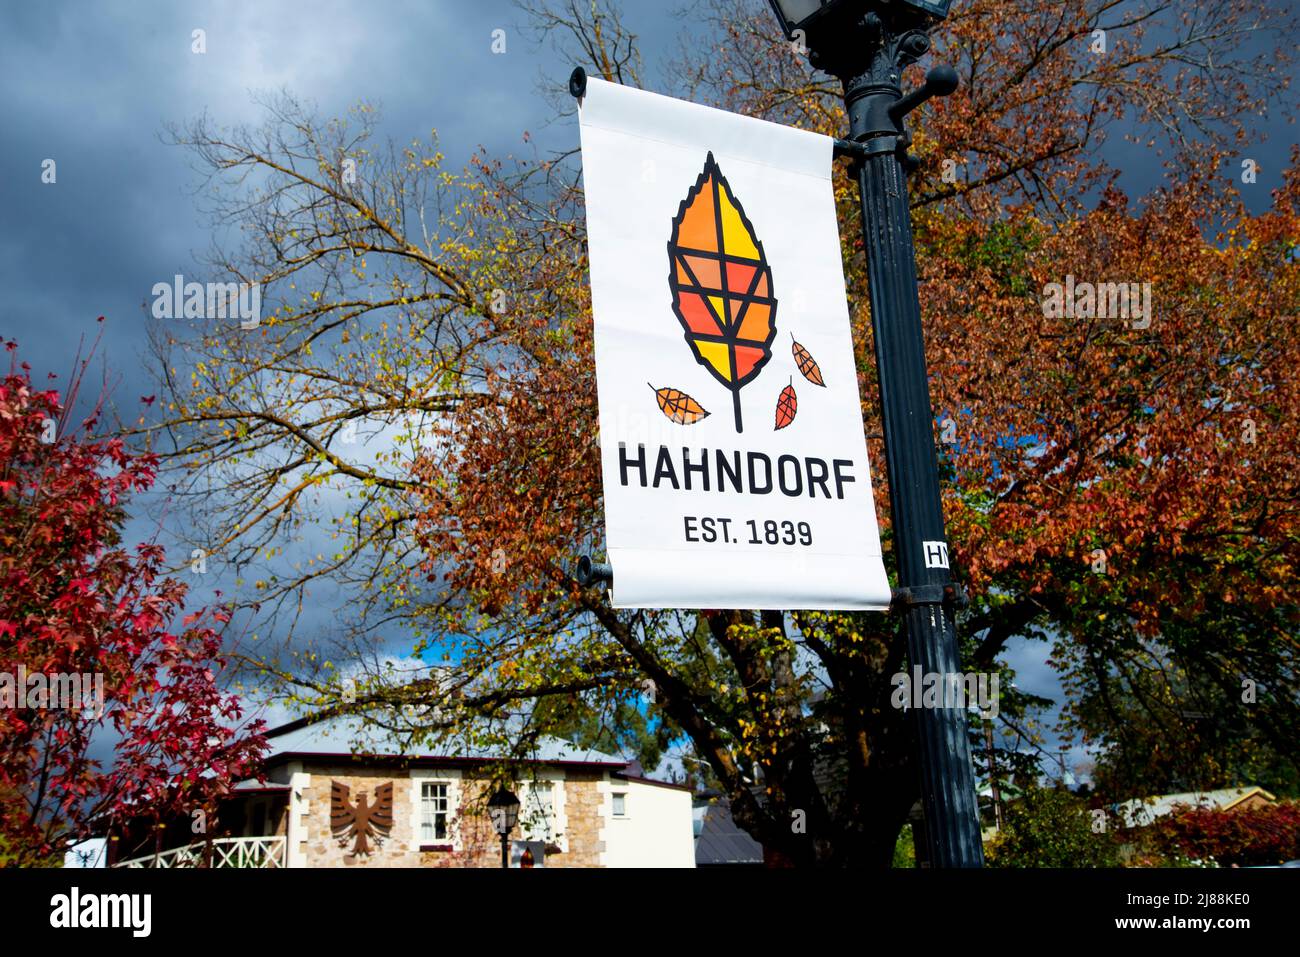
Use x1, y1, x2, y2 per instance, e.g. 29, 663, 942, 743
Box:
108, 713, 695, 869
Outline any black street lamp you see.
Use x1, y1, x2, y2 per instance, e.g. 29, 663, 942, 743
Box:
487, 787, 520, 869
769, 0, 983, 867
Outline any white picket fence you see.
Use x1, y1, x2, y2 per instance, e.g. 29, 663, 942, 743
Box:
114, 835, 285, 869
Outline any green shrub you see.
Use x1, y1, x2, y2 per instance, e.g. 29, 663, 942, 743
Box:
892, 824, 915, 868
987, 785, 1120, 868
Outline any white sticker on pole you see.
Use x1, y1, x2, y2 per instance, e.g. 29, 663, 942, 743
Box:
577, 76, 890, 610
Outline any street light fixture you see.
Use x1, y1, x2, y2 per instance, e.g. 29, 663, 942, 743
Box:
769, 0, 951, 37
767, 0, 983, 867
487, 787, 520, 869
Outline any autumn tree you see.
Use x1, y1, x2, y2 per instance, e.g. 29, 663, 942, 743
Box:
141, 0, 1299, 865
1150, 801, 1300, 867
0, 339, 266, 866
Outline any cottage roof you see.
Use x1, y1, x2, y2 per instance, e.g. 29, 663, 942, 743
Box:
1114, 786, 1276, 827
259, 712, 630, 769
693, 801, 764, 866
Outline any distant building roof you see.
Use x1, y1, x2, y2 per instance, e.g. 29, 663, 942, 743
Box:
613, 771, 693, 792
1115, 786, 1276, 828
694, 801, 764, 866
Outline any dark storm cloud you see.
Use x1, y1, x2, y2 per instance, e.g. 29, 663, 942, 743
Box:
0, 0, 633, 654
0, 0, 687, 661
0, 0, 585, 407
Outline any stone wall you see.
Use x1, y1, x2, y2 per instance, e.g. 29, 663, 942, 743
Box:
292, 763, 610, 868
556, 769, 606, 868
298, 766, 419, 868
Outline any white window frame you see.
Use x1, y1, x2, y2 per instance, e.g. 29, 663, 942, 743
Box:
515, 771, 567, 852
409, 769, 462, 851
611, 790, 628, 819
420, 781, 452, 844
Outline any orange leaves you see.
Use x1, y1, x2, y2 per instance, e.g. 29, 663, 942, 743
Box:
775, 380, 797, 430
792, 336, 825, 386
667, 152, 777, 433
650, 383, 710, 425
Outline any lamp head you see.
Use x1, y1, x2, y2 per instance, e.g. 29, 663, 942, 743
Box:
768, 0, 952, 47
487, 787, 521, 837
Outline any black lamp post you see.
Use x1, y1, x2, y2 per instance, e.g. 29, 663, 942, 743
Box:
768, 0, 983, 868
487, 787, 520, 869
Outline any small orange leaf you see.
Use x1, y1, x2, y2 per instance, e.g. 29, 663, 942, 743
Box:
792, 336, 825, 386
775, 380, 797, 430
651, 383, 710, 425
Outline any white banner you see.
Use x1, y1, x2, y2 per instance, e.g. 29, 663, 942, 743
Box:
578, 77, 890, 610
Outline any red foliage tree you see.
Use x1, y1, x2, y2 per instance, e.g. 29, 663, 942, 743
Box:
0, 338, 266, 866
1154, 802, 1300, 867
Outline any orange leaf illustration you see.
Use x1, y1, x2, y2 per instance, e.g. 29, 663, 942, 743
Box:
650, 383, 710, 425
668, 152, 777, 433
775, 380, 797, 431
792, 336, 825, 386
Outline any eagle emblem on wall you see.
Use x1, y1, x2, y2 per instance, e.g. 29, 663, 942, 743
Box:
330, 781, 395, 856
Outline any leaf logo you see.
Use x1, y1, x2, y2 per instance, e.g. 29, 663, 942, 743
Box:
792, 335, 825, 386
775, 379, 797, 431
649, 383, 710, 424
666, 152, 777, 433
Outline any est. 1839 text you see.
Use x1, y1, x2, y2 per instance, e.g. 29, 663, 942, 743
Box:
683, 516, 813, 546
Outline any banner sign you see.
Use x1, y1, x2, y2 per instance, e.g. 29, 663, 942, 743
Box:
577, 77, 890, 610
